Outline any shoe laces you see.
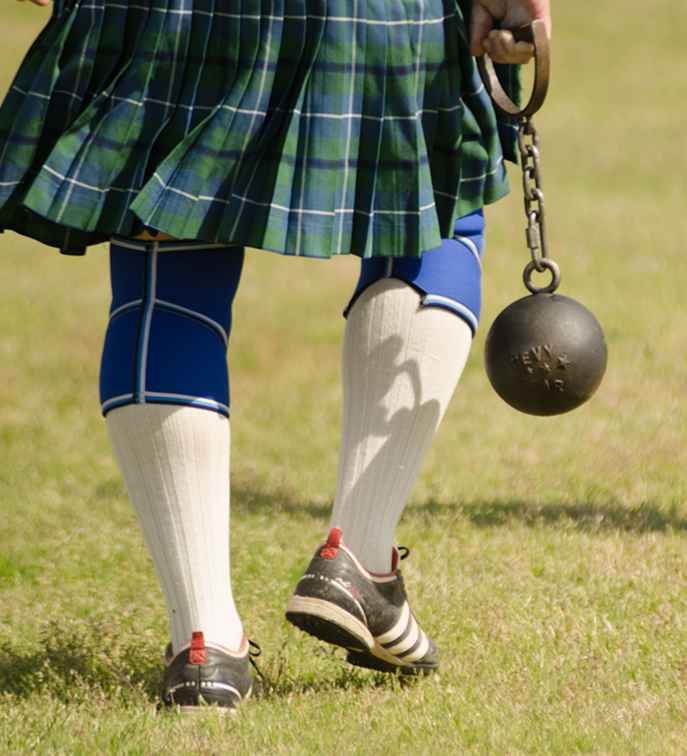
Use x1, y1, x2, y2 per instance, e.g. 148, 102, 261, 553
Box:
390, 546, 410, 572
248, 639, 264, 679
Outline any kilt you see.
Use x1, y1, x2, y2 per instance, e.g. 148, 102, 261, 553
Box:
0, 0, 519, 258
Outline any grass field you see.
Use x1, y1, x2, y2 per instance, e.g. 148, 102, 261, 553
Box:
1, 2, 686, 754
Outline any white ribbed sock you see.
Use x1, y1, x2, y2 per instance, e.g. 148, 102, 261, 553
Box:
107, 404, 243, 654
331, 278, 473, 573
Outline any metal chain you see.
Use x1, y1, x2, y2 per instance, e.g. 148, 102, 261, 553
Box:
517, 117, 548, 270
517, 117, 560, 294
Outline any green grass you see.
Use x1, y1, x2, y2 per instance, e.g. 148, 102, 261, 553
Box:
1, 2, 686, 753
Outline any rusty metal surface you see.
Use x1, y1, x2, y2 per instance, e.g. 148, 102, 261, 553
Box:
476, 20, 550, 119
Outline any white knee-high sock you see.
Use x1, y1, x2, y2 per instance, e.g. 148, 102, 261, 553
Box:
331, 278, 473, 573
107, 404, 243, 654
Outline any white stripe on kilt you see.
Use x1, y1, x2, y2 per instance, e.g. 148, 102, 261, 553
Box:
375, 602, 410, 645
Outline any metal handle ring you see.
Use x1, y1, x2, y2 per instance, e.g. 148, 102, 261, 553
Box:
523, 258, 560, 294
476, 20, 550, 119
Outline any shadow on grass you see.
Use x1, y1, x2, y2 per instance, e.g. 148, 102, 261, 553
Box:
256, 666, 397, 701
0, 620, 162, 702
253, 643, 408, 701
232, 479, 331, 520
0, 620, 395, 703
415, 497, 687, 534
232, 479, 687, 535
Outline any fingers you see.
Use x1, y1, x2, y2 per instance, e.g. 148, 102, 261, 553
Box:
470, 0, 550, 61
469, 4, 495, 57
482, 29, 535, 64
16, 0, 52, 6
529, 0, 552, 38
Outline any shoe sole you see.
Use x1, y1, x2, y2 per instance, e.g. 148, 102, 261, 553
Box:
178, 705, 238, 716
346, 649, 437, 675
286, 596, 436, 674
286, 596, 372, 651
170, 685, 252, 715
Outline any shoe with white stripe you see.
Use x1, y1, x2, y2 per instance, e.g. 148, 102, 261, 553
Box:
285, 528, 438, 674
161, 632, 253, 713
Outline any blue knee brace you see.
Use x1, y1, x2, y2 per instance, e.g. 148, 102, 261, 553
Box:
100, 213, 484, 417
349, 210, 485, 334
99, 238, 245, 417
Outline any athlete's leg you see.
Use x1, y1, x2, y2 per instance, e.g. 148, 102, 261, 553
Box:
286, 212, 485, 672
332, 210, 485, 573
100, 238, 245, 657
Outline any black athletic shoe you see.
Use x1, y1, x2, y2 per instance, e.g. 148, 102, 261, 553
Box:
161, 632, 253, 713
285, 528, 438, 674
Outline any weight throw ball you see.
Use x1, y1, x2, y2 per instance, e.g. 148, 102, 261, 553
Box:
485, 293, 607, 416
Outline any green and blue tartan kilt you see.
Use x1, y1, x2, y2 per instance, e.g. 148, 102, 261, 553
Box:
0, 0, 519, 258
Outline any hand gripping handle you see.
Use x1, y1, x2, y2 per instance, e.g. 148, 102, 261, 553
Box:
476, 20, 550, 118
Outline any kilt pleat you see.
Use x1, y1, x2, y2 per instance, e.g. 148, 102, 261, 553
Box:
0, 0, 519, 257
